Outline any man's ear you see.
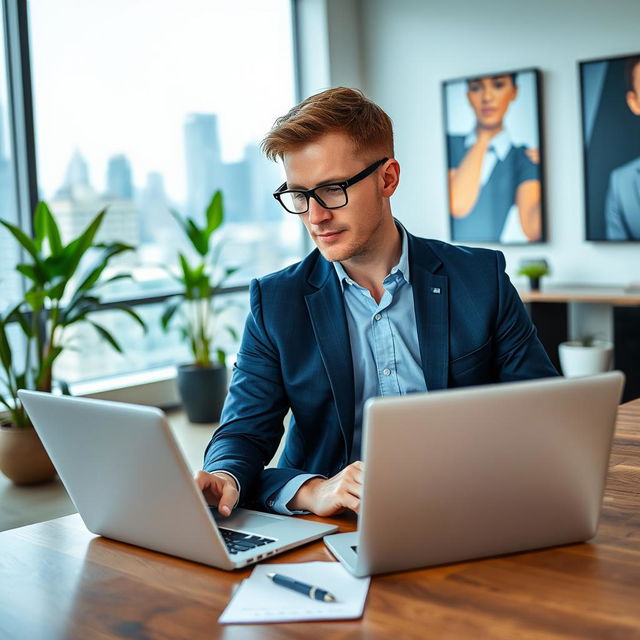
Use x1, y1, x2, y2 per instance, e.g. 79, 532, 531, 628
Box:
626, 90, 640, 116
381, 159, 400, 198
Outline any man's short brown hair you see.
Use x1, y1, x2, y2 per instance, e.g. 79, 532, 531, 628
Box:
261, 87, 394, 161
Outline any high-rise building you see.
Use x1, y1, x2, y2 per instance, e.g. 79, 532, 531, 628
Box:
184, 113, 223, 220
55, 149, 92, 200
106, 154, 134, 200
221, 159, 250, 224
137, 171, 180, 259
52, 151, 139, 250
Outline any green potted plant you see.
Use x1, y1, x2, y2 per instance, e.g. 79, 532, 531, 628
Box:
517, 259, 550, 291
0, 201, 145, 484
161, 190, 239, 423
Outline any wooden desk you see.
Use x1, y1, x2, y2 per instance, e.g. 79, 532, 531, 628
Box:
1, 403, 639, 640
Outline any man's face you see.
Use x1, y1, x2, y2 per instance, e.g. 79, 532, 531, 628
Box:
626, 62, 640, 116
466, 75, 517, 130
282, 132, 389, 263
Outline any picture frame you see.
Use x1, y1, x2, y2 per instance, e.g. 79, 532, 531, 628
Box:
580, 52, 640, 241
442, 67, 546, 245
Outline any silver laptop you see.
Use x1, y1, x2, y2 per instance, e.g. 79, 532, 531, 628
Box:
324, 371, 625, 577
18, 390, 337, 569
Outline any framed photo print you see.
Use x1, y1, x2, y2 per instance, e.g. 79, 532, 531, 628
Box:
443, 68, 545, 244
580, 53, 640, 241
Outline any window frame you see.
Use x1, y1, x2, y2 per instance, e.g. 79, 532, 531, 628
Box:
1, 0, 304, 391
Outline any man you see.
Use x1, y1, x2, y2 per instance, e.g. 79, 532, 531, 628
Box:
195, 87, 557, 518
605, 55, 640, 240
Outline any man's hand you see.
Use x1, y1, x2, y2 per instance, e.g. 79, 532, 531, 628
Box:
194, 470, 239, 517
289, 462, 363, 516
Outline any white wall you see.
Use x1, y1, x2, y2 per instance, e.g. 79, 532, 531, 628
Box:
354, 0, 640, 286
296, 0, 363, 97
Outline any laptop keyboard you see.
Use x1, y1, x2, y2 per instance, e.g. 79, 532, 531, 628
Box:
218, 527, 276, 555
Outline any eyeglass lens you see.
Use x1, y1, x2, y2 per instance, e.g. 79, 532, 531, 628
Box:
281, 185, 347, 213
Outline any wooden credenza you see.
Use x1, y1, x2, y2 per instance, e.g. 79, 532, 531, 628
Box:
519, 286, 640, 401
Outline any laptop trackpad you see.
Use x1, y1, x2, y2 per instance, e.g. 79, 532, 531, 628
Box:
212, 508, 286, 535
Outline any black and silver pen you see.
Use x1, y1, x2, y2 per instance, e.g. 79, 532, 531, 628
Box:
266, 572, 336, 602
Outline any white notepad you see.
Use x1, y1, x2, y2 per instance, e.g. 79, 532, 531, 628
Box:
219, 562, 371, 624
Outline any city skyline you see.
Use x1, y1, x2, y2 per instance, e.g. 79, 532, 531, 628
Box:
48, 109, 286, 233
29, 0, 296, 202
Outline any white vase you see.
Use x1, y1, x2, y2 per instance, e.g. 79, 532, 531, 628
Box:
558, 340, 614, 378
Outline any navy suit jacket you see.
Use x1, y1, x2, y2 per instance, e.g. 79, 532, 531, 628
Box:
203, 231, 558, 510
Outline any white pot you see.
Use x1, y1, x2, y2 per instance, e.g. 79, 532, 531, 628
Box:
558, 340, 614, 378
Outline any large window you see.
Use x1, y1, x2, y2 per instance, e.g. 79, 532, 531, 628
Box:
0, 1, 21, 309
24, 0, 302, 384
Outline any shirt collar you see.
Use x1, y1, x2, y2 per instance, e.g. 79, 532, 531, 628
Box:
333, 223, 410, 292
464, 129, 512, 161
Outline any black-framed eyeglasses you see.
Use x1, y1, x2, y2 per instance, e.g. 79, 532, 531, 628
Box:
273, 157, 389, 214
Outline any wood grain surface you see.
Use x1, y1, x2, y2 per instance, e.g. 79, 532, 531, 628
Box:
518, 287, 640, 306
1, 401, 639, 639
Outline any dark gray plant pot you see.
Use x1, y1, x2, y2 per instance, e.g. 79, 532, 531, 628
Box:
177, 364, 228, 424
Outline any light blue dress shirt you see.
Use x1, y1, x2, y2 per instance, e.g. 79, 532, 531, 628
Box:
271, 225, 427, 514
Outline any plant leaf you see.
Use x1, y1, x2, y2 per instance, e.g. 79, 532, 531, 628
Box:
0, 392, 13, 412
216, 265, 240, 289
161, 299, 182, 330
36, 346, 63, 389
16, 263, 42, 283
34, 201, 63, 254
169, 208, 189, 235
205, 190, 224, 235
225, 325, 239, 342
197, 272, 210, 299
14, 372, 27, 391
24, 289, 46, 312
0, 219, 41, 262
45, 275, 70, 301
186, 218, 208, 256
110, 305, 147, 332
6, 304, 32, 338
179, 253, 195, 296
0, 319, 12, 370
59, 380, 71, 395
89, 322, 123, 353
65, 208, 107, 275
59, 297, 101, 326
94, 273, 133, 288
216, 349, 226, 366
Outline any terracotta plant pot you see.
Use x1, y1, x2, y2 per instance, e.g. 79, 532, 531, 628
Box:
0, 424, 57, 485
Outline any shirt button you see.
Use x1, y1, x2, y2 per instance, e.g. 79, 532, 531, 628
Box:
383, 368, 391, 376
374, 313, 382, 321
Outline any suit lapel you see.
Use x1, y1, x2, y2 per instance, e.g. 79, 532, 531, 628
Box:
305, 257, 354, 460
408, 235, 450, 391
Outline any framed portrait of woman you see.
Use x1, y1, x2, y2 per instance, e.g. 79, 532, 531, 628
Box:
443, 68, 546, 244
580, 53, 640, 241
